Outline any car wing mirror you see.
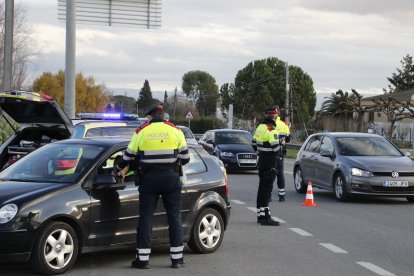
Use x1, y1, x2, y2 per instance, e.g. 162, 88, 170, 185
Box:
320, 149, 333, 158
405, 152, 411, 158
206, 139, 214, 146
93, 175, 126, 190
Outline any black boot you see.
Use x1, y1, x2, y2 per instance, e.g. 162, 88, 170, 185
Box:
171, 258, 185, 268
257, 216, 264, 223
279, 195, 285, 202
260, 207, 280, 226
131, 259, 149, 269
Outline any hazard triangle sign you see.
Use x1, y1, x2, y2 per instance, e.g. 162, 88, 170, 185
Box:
185, 110, 193, 119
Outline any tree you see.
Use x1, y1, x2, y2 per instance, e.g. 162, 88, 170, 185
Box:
112, 95, 137, 113
32, 70, 108, 113
221, 57, 316, 123
137, 80, 155, 113
385, 54, 414, 93
181, 70, 219, 116
0, 2, 38, 89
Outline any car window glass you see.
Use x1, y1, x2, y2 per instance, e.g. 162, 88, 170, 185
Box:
336, 137, 402, 156
70, 125, 86, 138
0, 143, 104, 183
304, 136, 321, 153
320, 136, 334, 155
179, 127, 195, 139
85, 128, 103, 137
203, 132, 213, 143
97, 149, 134, 182
216, 132, 251, 144
183, 148, 206, 175
106, 127, 136, 138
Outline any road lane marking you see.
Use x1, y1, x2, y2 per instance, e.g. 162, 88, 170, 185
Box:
246, 207, 286, 223
356, 262, 395, 276
289, 228, 313, 236
230, 199, 245, 205
319, 243, 348, 254
285, 160, 295, 164
285, 171, 293, 174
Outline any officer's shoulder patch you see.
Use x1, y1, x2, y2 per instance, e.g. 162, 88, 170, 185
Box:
135, 122, 150, 134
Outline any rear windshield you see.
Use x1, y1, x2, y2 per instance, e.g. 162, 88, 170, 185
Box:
336, 137, 402, 157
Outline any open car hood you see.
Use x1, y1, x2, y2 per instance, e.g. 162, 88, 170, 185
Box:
0, 91, 73, 127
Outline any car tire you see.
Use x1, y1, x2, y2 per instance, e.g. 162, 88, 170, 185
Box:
406, 197, 414, 202
30, 221, 78, 275
333, 173, 350, 202
188, 208, 224, 254
294, 167, 307, 193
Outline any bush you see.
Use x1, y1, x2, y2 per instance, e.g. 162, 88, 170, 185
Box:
170, 116, 225, 134
0, 116, 18, 145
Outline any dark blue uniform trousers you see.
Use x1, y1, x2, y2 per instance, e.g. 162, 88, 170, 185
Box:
137, 170, 183, 262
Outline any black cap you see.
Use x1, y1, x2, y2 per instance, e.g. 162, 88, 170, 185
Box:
144, 104, 164, 116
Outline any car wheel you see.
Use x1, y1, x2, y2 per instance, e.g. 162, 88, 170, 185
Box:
294, 167, 307, 193
188, 208, 224, 254
30, 221, 78, 275
406, 197, 414, 202
333, 173, 349, 202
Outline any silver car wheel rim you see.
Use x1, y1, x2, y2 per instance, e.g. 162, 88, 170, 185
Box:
295, 170, 303, 190
198, 214, 221, 249
43, 229, 74, 270
335, 177, 343, 198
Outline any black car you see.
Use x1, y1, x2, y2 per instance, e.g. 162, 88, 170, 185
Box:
199, 129, 258, 172
0, 139, 230, 274
294, 132, 414, 201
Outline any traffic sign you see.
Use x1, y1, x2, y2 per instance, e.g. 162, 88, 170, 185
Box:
185, 110, 193, 119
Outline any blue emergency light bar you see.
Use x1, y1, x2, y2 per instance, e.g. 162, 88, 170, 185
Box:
76, 113, 140, 121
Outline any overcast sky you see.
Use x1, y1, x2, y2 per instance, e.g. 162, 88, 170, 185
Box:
24, 0, 414, 100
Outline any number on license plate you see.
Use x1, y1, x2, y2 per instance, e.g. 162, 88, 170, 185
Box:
383, 180, 408, 187
240, 159, 256, 164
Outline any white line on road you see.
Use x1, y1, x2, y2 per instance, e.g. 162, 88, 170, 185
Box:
230, 199, 245, 205
246, 207, 286, 223
285, 171, 293, 174
319, 243, 348, 254
356, 262, 395, 276
289, 228, 313, 236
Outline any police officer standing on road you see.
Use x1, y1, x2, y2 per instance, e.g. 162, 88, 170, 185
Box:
114, 104, 190, 269
274, 106, 291, 202
252, 106, 282, 226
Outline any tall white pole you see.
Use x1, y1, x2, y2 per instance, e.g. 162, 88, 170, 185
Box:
285, 62, 290, 124
228, 104, 233, 129
3, 0, 14, 91
65, 0, 76, 118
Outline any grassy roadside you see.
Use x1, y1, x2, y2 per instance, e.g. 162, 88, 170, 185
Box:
285, 148, 299, 159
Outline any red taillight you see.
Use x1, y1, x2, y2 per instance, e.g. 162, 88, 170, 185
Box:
56, 160, 78, 170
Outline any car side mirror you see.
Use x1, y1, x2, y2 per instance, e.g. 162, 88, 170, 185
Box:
405, 152, 411, 158
206, 139, 214, 145
320, 149, 333, 158
93, 175, 126, 190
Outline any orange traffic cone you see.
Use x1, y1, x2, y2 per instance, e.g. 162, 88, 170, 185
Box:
301, 181, 318, 207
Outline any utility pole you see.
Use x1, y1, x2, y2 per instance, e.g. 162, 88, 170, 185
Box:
173, 87, 177, 117
3, 0, 14, 91
285, 62, 290, 124
64, 0, 76, 118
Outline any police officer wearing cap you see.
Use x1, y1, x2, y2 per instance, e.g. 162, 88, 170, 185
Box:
252, 106, 282, 226
114, 104, 190, 269
274, 106, 291, 202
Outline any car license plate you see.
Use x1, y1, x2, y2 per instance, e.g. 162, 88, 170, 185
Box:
383, 180, 408, 187
240, 159, 256, 164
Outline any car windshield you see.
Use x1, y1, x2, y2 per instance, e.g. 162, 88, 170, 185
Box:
0, 143, 104, 183
336, 137, 402, 157
216, 132, 252, 144
179, 127, 195, 139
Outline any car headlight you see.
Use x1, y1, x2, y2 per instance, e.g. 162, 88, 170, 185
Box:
220, 152, 234, 157
351, 168, 373, 177
0, 204, 18, 224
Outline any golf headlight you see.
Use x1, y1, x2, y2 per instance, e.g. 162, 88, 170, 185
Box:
351, 168, 373, 177
220, 152, 234, 157
0, 204, 18, 224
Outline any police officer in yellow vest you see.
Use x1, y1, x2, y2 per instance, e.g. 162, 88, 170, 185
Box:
114, 104, 190, 269
252, 106, 282, 226
274, 106, 291, 202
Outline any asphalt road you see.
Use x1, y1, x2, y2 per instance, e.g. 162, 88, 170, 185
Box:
2, 158, 414, 275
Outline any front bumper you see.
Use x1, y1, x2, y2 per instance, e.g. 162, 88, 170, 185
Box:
349, 176, 414, 196
0, 228, 34, 262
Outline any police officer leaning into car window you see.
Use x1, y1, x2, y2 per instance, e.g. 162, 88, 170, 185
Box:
252, 106, 282, 226
114, 104, 190, 269
274, 106, 291, 202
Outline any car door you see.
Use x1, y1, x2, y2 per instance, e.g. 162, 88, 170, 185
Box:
87, 148, 166, 246
315, 136, 336, 188
300, 135, 322, 184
